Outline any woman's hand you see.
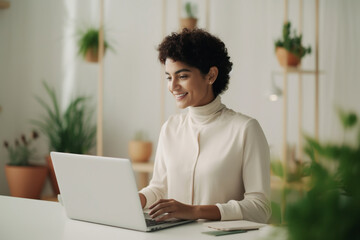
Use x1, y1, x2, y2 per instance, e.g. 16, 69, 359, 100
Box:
149, 199, 197, 221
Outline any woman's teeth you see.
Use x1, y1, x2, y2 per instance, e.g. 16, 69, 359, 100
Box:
175, 93, 187, 99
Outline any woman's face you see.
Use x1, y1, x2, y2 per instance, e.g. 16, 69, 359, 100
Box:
165, 58, 215, 109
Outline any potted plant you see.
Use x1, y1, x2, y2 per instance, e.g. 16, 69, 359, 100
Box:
264, 110, 360, 239
180, 2, 198, 31
77, 27, 111, 63
32, 82, 96, 195
283, 110, 360, 239
3, 131, 48, 199
274, 21, 311, 67
128, 131, 152, 163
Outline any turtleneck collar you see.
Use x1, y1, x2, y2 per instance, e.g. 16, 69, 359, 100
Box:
188, 96, 225, 124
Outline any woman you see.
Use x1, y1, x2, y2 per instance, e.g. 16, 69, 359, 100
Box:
139, 29, 271, 223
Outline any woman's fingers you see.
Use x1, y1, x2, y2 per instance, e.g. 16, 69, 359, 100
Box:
150, 206, 173, 219
149, 199, 178, 219
149, 201, 174, 216
154, 212, 174, 222
148, 198, 195, 220
149, 198, 172, 209
150, 200, 171, 212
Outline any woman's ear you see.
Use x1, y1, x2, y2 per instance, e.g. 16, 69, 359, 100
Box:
207, 66, 219, 85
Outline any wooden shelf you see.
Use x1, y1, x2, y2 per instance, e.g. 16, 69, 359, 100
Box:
40, 195, 58, 202
273, 68, 323, 75
271, 176, 310, 191
132, 162, 154, 173
0, 1, 10, 9
132, 162, 154, 190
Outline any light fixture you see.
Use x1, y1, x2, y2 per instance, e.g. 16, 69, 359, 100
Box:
268, 72, 282, 102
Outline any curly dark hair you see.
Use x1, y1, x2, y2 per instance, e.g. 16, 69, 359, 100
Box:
157, 28, 233, 97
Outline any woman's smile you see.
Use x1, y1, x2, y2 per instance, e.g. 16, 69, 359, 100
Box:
174, 92, 188, 100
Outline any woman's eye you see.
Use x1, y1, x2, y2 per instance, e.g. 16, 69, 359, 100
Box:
166, 76, 172, 81
179, 75, 188, 79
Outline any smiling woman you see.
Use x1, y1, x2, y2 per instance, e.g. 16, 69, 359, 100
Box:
138, 29, 271, 223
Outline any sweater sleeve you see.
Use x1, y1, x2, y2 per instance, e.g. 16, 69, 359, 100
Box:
139, 125, 168, 209
215, 119, 271, 223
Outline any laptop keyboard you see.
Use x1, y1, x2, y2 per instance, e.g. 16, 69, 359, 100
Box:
144, 212, 184, 227
145, 218, 168, 226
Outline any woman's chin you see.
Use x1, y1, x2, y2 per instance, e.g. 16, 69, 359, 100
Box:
176, 103, 188, 109
175, 100, 189, 109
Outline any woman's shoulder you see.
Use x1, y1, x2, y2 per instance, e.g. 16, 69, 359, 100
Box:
221, 107, 257, 126
219, 107, 265, 136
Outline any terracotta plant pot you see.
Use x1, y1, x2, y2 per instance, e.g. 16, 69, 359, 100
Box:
180, 18, 198, 31
84, 47, 105, 63
276, 47, 301, 67
46, 155, 60, 195
5, 164, 48, 199
128, 141, 152, 163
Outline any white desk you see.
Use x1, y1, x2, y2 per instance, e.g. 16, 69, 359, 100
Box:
0, 195, 265, 240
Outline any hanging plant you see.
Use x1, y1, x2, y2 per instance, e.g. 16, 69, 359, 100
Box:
77, 27, 111, 63
180, 2, 198, 31
274, 22, 311, 67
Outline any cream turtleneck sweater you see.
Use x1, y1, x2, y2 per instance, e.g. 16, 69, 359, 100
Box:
139, 96, 271, 223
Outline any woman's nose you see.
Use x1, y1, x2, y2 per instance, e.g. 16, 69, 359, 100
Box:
169, 79, 180, 91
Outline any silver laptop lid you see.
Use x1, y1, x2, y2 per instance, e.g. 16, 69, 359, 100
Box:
50, 152, 148, 232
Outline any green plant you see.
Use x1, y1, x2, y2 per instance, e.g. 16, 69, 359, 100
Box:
271, 159, 310, 182
32, 82, 96, 154
77, 27, 110, 58
133, 130, 150, 141
3, 131, 39, 166
184, 2, 196, 18
269, 159, 310, 225
275, 22, 311, 59
271, 160, 284, 178
285, 110, 360, 239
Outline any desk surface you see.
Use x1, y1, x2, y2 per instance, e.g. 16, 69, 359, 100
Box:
0, 195, 267, 240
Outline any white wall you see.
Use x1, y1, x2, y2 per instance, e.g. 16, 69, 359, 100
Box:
1, 0, 359, 196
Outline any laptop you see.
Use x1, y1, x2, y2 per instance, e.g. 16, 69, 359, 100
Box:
50, 152, 194, 232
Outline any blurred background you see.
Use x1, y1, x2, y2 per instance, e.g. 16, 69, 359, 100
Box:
0, 0, 359, 214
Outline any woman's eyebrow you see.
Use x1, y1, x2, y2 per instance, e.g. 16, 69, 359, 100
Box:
165, 69, 191, 75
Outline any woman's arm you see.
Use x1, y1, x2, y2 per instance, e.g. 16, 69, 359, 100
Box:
139, 193, 147, 208
148, 199, 221, 221
215, 119, 271, 223
194, 205, 221, 220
